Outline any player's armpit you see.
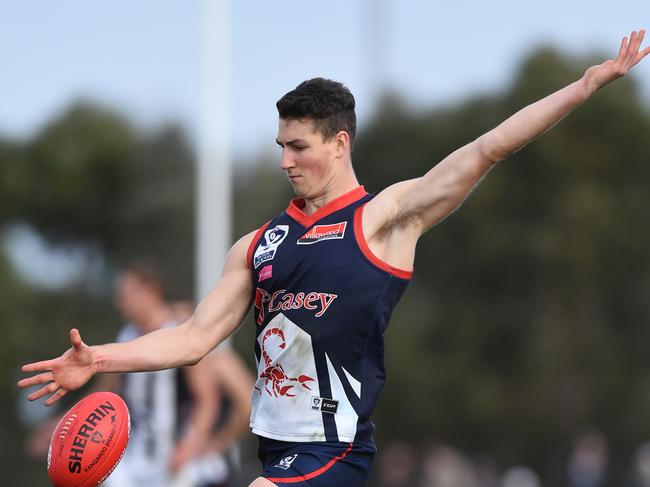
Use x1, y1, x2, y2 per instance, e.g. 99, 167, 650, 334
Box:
399, 141, 495, 233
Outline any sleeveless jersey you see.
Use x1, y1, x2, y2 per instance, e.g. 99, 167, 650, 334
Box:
246, 186, 412, 445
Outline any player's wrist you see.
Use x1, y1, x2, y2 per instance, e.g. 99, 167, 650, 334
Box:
92, 344, 113, 375
580, 65, 611, 98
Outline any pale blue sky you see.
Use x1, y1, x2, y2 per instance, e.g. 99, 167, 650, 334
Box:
1, 0, 649, 159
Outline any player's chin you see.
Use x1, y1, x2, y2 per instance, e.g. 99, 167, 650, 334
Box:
288, 178, 306, 196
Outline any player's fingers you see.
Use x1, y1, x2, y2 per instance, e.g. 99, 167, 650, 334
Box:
44, 388, 68, 407
70, 328, 83, 350
633, 45, 650, 66
17, 372, 54, 388
626, 30, 642, 62
27, 382, 59, 401
618, 35, 629, 60
631, 31, 648, 63
21, 360, 54, 373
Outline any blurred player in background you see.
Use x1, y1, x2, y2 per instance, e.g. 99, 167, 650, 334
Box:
105, 262, 222, 487
19, 31, 650, 487
108, 264, 255, 487
26, 262, 254, 486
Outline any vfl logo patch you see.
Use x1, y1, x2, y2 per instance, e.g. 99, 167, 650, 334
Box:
254, 225, 289, 268
275, 454, 298, 470
297, 222, 347, 245
311, 396, 339, 414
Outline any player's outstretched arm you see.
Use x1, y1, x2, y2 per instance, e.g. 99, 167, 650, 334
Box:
368, 30, 650, 237
18, 231, 256, 406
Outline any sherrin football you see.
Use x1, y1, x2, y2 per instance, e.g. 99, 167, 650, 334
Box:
47, 391, 130, 487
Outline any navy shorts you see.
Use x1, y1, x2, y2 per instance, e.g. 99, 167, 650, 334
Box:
258, 436, 375, 486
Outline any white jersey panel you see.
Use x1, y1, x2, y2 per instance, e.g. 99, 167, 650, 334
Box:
342, 366, 362, 398
250, 313, 325, 441
325, 353, 360, 442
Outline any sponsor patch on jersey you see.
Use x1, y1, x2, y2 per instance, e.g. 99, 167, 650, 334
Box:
254, 225, 289, 268
275, 454, 299, 470
311, 396, 339, 414
297, 222, 347, 245
258, 265, 273, 282
254, 288, 338, 324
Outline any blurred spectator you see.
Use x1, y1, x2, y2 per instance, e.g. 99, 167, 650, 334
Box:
106, 262, 233, 486
375, 440, 418, 487
499, 466, 540, 487
567, 430, 609, 487
419, 443, 476, 487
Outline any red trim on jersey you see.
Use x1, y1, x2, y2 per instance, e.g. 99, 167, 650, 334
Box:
265, 443, 354, 484
286, 186, 368, 227
353, 204, 414, 280
247, 221, 272, 269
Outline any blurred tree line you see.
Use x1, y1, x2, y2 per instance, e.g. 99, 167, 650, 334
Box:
2, 46, 649, 485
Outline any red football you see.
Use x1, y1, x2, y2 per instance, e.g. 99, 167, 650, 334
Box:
47, 391, 130, 487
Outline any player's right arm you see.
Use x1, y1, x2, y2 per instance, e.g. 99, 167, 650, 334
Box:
17, 230, 257, 406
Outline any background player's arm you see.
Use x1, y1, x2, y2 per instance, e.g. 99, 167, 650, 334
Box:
170, 358, 220, 471
208, 348, 255, 454
364, 30, 650, 245
18, 230, 256, 406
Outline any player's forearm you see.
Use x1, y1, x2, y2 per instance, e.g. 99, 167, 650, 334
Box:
478, 76, 593, 162
93, 322, 208, 374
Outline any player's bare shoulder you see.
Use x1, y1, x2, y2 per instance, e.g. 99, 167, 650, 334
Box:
224, 229, 259, 271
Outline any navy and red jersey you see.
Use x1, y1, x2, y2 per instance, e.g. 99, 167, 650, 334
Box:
246, 186, 412, 446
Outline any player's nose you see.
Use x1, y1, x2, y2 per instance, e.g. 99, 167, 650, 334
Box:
280, 149, 295, 170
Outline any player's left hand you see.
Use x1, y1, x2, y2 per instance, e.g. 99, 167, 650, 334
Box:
583, 29, 650, 93
17, 328, 97, 406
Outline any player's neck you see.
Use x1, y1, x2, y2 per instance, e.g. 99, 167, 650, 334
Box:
301, 167, 359, 215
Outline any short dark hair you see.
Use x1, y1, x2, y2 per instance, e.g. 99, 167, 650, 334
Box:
276, 78, 356, 146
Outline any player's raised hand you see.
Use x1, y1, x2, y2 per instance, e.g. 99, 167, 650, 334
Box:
583, 29, 650, 93
17, 328, 97, 406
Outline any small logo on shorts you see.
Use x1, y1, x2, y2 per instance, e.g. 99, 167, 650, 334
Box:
275, 454, 298, 470
311, 396, 339, 414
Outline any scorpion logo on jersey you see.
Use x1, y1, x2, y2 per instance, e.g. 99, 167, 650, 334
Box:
256, 327, 314, 397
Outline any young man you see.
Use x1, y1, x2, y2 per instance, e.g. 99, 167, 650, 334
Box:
19, 31, 649, 487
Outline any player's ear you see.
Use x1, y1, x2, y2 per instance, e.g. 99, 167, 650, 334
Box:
334, 130, 350, 157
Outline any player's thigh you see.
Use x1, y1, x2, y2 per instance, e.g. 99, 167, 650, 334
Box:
249, 477, 278, 487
